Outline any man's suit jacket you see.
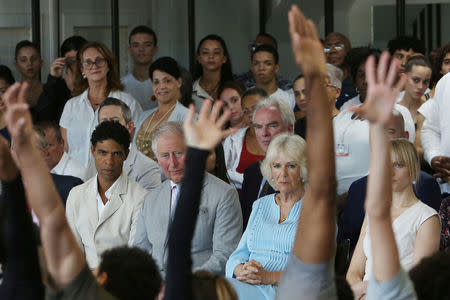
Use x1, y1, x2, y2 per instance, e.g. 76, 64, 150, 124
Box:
66, 172, 147, 269
123, 144, 161, 191
51, 173, 83, 205
240, 161, 275, 229
133, 173, 242, 278
337, 170, 442, 253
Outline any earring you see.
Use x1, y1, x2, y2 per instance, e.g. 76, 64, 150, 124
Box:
82, 73, 86, 79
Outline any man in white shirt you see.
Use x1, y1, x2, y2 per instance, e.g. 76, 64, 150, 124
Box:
250, 44, 295, 109
98, 97, 161, 190
66, 121, 147, 269
421, 72, 450, 195
36, 121, 89, 181
121, 26, 158, 111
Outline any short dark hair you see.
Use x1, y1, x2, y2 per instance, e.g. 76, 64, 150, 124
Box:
256, 32, 278, 49
36, 121, 63, 143
404, 55, 431, 73
251, 44, 279, 64
409, 251, 450, 300
241, 87, 268, 102
293, 73, 305, 85
0, 65, 16, 85
60, 36, 87, 57
15, 40, 40, 61
90, 121, 130, 150
149, 56, 181, 80
98, 246, 162, 300
346, 46, 381, 83
218, 80, 246, 99
432, 42, 450, 85
99, 97, 133, 123
387, 36, 425, 56
128, 25, 157, 46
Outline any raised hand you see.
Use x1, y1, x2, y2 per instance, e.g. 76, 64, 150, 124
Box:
288, 5, 326, 77
183, 99, 236, 151
50, 57, 67, 78
348, 51, 406, 125
3, 82, 35, 163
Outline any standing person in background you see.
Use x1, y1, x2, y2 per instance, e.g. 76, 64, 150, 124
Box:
34, 35, 87, 122
250, 45, 295, 109
428, 42, 450, 99
192, 34, 233, 112
14, 40, 43, 111
60, 41, 142, 168
121, 26, 159, 111
0, 65, 15, 141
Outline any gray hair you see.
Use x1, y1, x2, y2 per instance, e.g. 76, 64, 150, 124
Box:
99, 97, 133, 123
326, 63, 343, 89
260, 133, 307, 190
252, 97, 295, 129
151, 122, 184, 156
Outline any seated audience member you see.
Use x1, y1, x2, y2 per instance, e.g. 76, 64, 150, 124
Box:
219, 80, 247, 130
388, 35, 426, 75
428, 42, 450, 98
122, 26, 158, 111
60, 41, 143, 168
36, 121, 89, 181
164, 101, 239, 299
66, 121, 147, 269
347, 137, 440, 298
397, 55, 432, 159
2, 82, 162, 300
277, 10, 416, 298
134, 57, 189, 160
14, 40, 43, 111
35, 35, 87, 122
240, 98, 295, 228
335, 47, 415, 195
222, 88, 268, 190
338, 109, 442, 254
0, 65, 15, 141
33, 126, 83, 204
206, 143, 230, 184
226, 133, 307, 300
192, 34, 233, 111
133, 121, 242, 277
234, 32, 292, 91
421, 73, 450, 196
0, 135, 44, 300
98, 97, 161, 190
324, 32, 356, 109
292, 64, 341, 141
250, 45, 295, 109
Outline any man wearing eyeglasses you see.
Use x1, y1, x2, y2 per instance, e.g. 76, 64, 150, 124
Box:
324, 32, 358, 110
121, 26, 159, 111
234, 33, 292, 91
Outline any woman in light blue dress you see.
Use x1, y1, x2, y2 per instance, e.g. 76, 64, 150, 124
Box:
225, 133, 307, 300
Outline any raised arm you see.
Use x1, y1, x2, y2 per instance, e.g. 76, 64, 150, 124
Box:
3, 82, 85, 289
164, 99, 235, 300
288, 5, 336, 264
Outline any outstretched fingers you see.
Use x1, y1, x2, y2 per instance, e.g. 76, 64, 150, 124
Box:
377, 52, 389, 84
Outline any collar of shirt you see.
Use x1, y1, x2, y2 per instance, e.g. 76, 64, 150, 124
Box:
95, 174, 120, 218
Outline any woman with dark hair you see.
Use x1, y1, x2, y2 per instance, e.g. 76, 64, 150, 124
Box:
192, 34, 233, 112
218, 81, 246, 130
60, 41, 142, 168
0, 65, 15, 141
134, 56, 189, 160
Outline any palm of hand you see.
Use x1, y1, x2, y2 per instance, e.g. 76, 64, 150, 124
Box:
362, 83, 397, 125
293, 39, 326, 76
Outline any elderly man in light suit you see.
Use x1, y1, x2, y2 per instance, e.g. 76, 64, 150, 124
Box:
66, 121, 147, 269
133, 121, 242, 277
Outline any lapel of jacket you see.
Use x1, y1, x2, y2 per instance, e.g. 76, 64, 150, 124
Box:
86, 177, 100, 230
96, 173, 127, 229
124, 146, 137, 177
161, 180, 173, 248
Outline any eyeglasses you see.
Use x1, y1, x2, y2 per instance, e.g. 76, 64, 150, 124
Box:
324, 44, 344, 53
82, 57, 107, 69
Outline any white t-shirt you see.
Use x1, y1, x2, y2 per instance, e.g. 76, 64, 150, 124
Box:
121, 73, 156, 111
270, 88, 296, 109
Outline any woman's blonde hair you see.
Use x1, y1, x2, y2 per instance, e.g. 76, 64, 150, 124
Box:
192, 270, 238, 300
260, 133, 307, 190
390, 138, 420, 183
